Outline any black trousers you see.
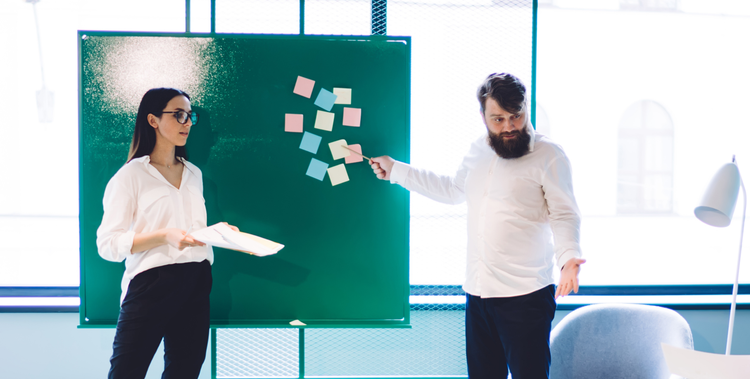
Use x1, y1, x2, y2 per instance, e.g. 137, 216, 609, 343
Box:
465, 285, 556, 379
108, 260, 212, 379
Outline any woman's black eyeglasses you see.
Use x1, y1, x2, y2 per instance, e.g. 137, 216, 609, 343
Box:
162, 110, 199, 125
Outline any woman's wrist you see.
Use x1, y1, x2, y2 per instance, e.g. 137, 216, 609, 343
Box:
161, 229, 171, 246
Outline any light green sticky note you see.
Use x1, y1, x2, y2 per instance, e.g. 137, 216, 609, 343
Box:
333, 88, 352, 105
327, 164, 350, 186
314, 110, 335, 132
328, 139, 351, 160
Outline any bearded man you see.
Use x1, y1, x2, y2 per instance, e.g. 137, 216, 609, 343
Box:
370, 73, 585, 379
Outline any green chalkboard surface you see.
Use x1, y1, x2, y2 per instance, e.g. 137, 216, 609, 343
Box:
78, 32, 410, 327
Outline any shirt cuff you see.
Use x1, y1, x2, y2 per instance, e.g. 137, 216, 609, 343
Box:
390, 161, 410, 185
117, 230, 136, 260
557, 249, 581, 270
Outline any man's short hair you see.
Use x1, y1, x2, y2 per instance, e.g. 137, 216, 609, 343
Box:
477, 73, 527, 114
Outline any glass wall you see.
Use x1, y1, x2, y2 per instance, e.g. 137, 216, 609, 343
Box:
1, 0, 749, 291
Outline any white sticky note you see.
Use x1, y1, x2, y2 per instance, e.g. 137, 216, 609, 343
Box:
314, 110, 335, 132
328, 139, 351, 160
327, 164, 350, 186
290, 320, 307, 326
333, 88, 352, 104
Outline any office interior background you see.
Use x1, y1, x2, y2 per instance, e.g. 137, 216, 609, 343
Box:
2, 0, 750, 378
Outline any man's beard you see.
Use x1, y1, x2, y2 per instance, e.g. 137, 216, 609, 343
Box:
487, 128, 531, 159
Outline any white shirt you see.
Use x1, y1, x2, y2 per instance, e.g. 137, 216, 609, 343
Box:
390, 128, 581, 298
97, 155, 213, 304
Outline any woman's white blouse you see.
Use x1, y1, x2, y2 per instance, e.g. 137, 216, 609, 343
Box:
97, 155, 213, 304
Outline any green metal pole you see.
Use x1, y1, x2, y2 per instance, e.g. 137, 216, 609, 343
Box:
299, 0, 305, 35
185, 0, 191, 33
211, 0, 216, 34
298, 328, 305, 379
531, 0, 538, 129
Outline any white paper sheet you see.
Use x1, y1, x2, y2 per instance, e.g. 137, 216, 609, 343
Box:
191, 223, 283, 257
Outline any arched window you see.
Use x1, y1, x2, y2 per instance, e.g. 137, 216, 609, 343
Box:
617, 100, 674, 214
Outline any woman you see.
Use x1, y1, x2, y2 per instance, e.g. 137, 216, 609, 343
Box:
97, 88, 233, 379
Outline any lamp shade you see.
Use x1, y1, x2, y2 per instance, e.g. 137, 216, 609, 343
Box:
695, 162, 741, 227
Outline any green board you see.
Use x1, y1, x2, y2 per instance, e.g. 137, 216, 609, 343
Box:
78, 32, 411, 327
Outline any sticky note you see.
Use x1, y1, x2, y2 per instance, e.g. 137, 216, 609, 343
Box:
314, 89, 338, 111
327, 164, 350, 186
285, 114, 303, 133
290, 320, 306, 326
343, 107, 361, 127
306, 158, 328, 181
333, 88, 352, 104
314, 110, 335, 132
344, 144, 363, 164
328, 139, 351, 160
299, 131, 322, 154
293, 76, 315, 98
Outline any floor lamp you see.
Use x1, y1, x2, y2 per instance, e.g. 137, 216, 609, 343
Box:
694, 156, 747, 355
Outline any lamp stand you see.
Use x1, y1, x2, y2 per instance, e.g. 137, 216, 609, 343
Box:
726, 168, 746, 355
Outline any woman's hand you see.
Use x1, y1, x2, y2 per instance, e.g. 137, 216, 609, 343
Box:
164, 228, 206, 251
222, 222, 240, 232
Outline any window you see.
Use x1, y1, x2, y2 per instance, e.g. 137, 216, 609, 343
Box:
617, 100, 674, 214
538, 4, 750, 287
5, 0, 750, 296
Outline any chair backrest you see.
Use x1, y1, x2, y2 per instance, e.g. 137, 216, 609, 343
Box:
549, 303, 693, 379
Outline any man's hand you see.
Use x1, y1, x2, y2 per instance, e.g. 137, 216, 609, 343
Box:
370, 156, 395, 180
555, 258, 586, 299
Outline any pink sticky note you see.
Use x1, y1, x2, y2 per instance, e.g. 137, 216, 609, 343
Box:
285, 114, 303, 133
293, 76, 315, 98
343, 107, 361, 127
345, 144, 364, 164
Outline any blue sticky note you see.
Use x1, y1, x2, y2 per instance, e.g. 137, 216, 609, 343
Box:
314, 88, 338, 111
306, 158, 329, 181
299, 131, 322, 154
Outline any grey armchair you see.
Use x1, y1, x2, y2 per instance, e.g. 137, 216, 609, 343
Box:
549, 303, 693, 379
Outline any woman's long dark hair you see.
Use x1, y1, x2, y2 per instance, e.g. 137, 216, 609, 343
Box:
127, 88, 191, 163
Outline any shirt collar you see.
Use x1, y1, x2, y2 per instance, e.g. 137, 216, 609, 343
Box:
131, 155, 186, 167
131, 155, 151, 166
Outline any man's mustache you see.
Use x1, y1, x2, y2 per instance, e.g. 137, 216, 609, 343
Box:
498, 130, 522, 138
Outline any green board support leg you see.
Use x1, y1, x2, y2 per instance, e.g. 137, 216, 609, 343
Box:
212, 328, 217, 379
299, 328, 305, 379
